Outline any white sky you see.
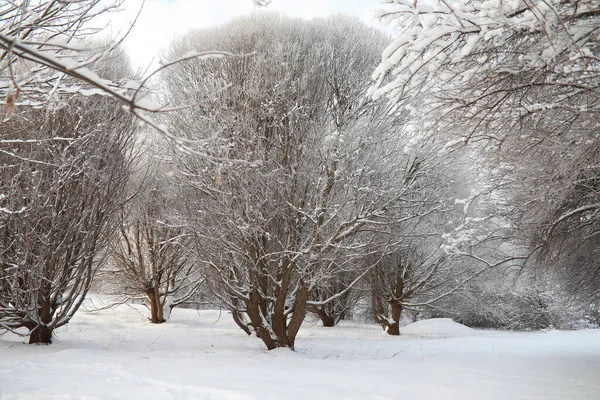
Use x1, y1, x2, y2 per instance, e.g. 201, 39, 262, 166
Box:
101, 0, 381, 71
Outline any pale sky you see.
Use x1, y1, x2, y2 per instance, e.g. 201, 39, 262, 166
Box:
101, 0, 381, 71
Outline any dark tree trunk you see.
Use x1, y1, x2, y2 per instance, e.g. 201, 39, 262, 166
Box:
372, 275, 405, 335
28, 285, 54, 344
246, 288, 279, 350
28, 325, 53, 344
286, 283, 309, 350
146, 289, 165, 324
317, 308, 336, 327
386, 302, 403, 336
245, 282, 309, 350
385, 277, 405, 336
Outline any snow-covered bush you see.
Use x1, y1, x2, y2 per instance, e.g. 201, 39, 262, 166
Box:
424, 282, 591, 330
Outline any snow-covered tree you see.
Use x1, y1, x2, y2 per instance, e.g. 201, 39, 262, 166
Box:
0, 91, 137, 343
108, 179, 203, 324
372, 0, 600, 301
372, 0, 598, 135
370, 247, 446, 335
0, 1, 134, 109
161, 14, 441, 350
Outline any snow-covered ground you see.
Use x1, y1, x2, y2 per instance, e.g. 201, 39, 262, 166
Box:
1, 299, 599, 400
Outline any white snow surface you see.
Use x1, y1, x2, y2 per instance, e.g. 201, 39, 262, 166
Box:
1, 296, 599, 400
401, 318, 475, 338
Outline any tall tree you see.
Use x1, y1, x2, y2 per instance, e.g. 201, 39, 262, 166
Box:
162, 14, 440, 350
0, 92, 137, 343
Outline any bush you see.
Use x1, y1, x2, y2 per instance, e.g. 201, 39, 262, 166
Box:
423, 284, 592, 331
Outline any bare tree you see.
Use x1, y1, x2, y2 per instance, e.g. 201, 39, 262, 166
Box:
367, 162, 452, 336
0, 91, 137, 343
0, 3, 146, 344
161, 14, 440, 350
370, 248, 446, 335
108, 182, 202, 324
365, 144, 532, 335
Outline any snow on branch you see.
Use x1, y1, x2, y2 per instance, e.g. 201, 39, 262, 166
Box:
371, 0, 599, 106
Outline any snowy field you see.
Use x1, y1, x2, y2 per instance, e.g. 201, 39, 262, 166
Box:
1, 299, 599, 400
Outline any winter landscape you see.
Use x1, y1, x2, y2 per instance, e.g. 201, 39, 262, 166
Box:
1, 0, 599, 399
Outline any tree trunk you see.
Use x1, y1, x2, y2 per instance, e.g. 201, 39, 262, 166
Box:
28, 325, 53, 344
317, 308, 336, 327
385, 277, 405, 335
386, 302, 403, 336
246, 288, 279, 350
29, 284, 54, 343
286, 283, 309, 350
245, 281, 309, 351
146, 289, 165, 324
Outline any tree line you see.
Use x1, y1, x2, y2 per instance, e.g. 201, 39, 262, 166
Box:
1, 2, 598, 348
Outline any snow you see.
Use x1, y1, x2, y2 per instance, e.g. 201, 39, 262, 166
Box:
1, 297, 599, 399
400, 318, 474, 338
